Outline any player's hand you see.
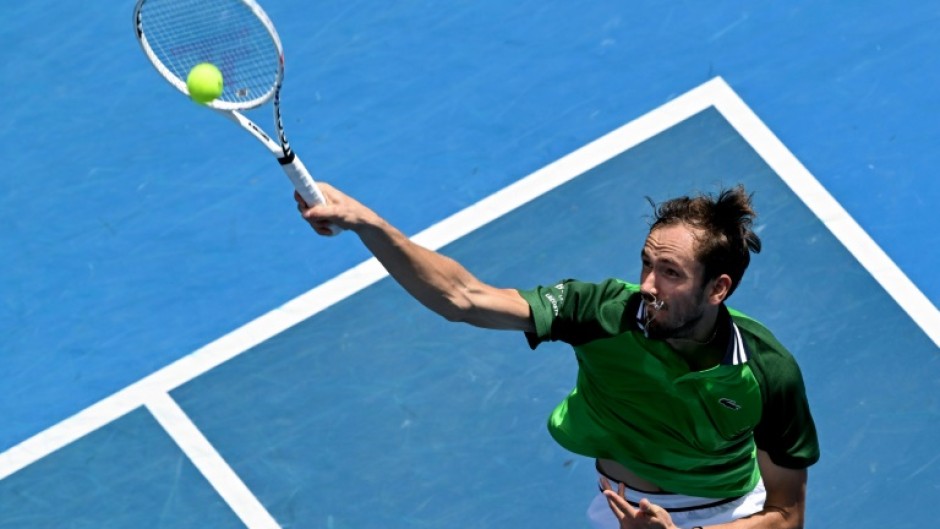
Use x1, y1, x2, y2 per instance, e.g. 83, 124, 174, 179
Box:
599, 477, 678, 529
295, 183, 377, 236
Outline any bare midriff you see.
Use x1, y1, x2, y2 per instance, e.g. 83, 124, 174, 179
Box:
596, 458, 667, 493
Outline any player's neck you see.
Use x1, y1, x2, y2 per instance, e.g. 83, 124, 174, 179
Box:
667, 309, 723, 369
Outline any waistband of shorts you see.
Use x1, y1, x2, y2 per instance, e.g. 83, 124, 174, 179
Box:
596, 465, 744, 513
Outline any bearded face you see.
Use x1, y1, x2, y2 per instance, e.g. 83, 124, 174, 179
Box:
639, 224, 714, 341
642, 286, 708, 340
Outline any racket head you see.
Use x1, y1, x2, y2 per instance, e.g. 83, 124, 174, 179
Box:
133, 0, 284, 111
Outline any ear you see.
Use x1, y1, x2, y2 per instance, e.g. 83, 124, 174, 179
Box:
707, 274, 733, 305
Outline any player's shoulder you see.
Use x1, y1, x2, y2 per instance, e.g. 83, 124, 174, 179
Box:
553, 278, 639, 298
607, 278, 641, 295
728, 308, 804, 380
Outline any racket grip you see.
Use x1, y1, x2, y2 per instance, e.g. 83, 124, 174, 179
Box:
281, 157, 342, 235
281, 156, 326, 206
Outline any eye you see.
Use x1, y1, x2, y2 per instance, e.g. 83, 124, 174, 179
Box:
664, 268, 681, 278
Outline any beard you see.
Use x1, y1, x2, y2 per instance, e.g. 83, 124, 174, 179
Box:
643, 292, 707, 341
644, 309, 705, 340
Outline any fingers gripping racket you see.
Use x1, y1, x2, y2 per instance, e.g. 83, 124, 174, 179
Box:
133, 0, 333, 222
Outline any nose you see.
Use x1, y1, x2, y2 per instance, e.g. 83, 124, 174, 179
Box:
640, 270, 657, 301
639, 271, 666, 310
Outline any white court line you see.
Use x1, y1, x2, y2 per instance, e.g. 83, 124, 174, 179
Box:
710, 85, 940, 347
146, 393, 282, 529
1, 76, 936, 501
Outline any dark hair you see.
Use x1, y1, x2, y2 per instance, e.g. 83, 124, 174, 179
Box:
647, 185, 761, 298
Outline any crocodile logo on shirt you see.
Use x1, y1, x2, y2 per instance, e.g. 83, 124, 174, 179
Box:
719, 398, 742, 411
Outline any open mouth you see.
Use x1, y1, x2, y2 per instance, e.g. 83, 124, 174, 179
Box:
642, 293, 665, 311
641, 294, 666, 333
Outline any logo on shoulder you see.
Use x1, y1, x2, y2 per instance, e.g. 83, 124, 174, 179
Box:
719, 398, 742, 411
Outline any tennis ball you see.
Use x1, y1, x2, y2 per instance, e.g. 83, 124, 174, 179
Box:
186, 62, 224, 104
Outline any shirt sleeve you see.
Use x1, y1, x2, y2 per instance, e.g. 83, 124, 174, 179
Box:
751, 352, 821, 469
517, 278, 637, 349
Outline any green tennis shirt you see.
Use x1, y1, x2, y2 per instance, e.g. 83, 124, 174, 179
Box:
519, 279, 819, 498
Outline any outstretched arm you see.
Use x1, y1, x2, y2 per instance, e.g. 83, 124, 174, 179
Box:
296, 183, 534, 331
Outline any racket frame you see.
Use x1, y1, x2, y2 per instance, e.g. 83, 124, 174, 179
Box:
132, 0, 329, 209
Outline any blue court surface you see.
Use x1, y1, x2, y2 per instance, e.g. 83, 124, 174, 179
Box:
2, 2, 938, 528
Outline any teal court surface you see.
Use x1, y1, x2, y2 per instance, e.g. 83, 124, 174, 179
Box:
1, 3, 938, 528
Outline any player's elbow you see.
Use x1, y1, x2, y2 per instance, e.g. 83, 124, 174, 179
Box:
440, 310, 468, 324
426, 281, 523, 329
782, 514, 804, 529
787, 509, 805, 529
434, 287, 493, 326
436, 295, 475, 323
762, 503, 804, 529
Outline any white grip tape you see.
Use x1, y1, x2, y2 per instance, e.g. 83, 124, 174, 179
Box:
281, 157, 326, 206
281, 156, 342, 235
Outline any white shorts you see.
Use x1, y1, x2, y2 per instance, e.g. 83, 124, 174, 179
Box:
587, 475, 766, 529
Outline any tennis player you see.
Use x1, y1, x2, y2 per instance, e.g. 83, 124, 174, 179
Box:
296, 183, 819, 529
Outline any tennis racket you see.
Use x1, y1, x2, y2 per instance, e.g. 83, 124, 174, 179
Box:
133, 0, 335, 229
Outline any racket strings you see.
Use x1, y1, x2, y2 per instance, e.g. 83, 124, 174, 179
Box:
138, 0, 280, 106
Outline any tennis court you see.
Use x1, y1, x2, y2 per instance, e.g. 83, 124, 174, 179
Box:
1, 2, 938, 528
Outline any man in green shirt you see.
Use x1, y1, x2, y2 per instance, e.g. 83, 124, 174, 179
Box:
296, 183, 819, 529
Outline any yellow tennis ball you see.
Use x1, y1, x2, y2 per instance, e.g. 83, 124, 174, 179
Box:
186, 63, 224, 104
